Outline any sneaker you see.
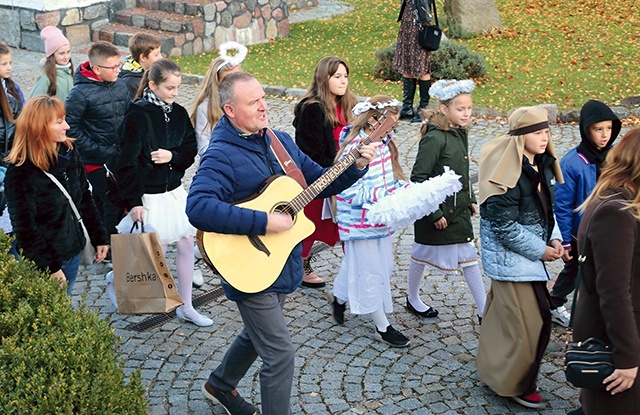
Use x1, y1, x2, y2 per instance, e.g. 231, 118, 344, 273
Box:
202, 381, 256, 415
511, 392, 545, 409
192, 269, 204, 289
375, 325, 411, 347
326, 292, 346, 325
550, 305, 571, 328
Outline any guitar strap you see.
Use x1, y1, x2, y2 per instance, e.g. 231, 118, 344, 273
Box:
266, 128, 308, 189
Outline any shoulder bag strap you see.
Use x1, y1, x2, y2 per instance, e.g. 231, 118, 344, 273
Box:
431, 0, 438, 27
141, 111, 157, 150
266, 128, 308, 189
41, 170, 82, 222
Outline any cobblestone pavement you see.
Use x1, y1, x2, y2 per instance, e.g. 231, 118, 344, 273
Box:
10, 26, 633, 414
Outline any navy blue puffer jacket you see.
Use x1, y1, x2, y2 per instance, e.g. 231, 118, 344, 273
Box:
187, 116, 365, 301
64, 61, 131, 165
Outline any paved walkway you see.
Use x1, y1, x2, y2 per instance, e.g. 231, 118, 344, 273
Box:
10, 24, 630, 413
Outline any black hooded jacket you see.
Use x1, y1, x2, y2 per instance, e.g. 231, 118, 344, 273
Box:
577, 99, 621, 174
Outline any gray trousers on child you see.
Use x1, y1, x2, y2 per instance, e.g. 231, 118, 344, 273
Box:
208, 292, 295, 415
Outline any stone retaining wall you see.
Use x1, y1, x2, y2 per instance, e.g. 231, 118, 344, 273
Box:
0, 1, 116, 50
0, 0, 291, 55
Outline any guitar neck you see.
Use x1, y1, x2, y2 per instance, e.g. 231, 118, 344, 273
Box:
288, 137, 372, 214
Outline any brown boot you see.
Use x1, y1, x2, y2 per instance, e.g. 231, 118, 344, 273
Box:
301, 257, 326, 288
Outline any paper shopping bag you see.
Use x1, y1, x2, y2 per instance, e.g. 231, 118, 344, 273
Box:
111, 229, 183, 314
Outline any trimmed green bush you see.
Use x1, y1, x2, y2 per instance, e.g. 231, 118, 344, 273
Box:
0, 233, 147, 415
374, 40, 488, 82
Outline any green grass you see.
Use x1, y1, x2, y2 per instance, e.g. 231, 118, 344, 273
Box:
175, 0, 640, 112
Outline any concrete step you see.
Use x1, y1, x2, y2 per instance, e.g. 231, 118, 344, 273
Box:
116, 8, 204, 35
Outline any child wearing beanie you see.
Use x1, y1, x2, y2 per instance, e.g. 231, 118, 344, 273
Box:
30, 26, 74, 102
476, 106, 565, 409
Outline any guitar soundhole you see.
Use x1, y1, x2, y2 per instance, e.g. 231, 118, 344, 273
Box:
274, 204, 295, 221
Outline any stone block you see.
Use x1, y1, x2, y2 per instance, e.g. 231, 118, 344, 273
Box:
182, 42, 193, 56
192, 19, 204, 36
264, 85, 286, 96
146, 17, 161, 30
169, 47, 182, 57
186, 32, 195, 41
558, 109, 580, 123
205, 21, 217, 37
258, 0, 269, 5
214, 26, 234, 46
174, 34, 186, 47
193, 37, 203, 54
185, 4, 200, 15
0, 9, 20, 47
620, 96, 640, 107
272, 7, 284, 21
161, 19, 183, 32
182, 73, 203, 85
265, 18, 277, 39
610, 106, 630, 120
631, 108, 640, 118
214, 1, 227, 13
139, 0, 159, 10
175, 2, 185, 15
284, 87, 306, 98
472, 107, 503, 118
91, 19, 110, 31
35, 11, 61, 29
261, 5, 272, 20
203, 36, 215, 52
84, 4, 108, 21
220, 10, 233, 27
62, 9, 82, 26
132, 15, 146, 28
20, 10, 36, 31
234, 11, 252, 29
277, 18, 289, 37
66, 24, 91, 46
21, 31, 45, 53
98, 29, 115, 43
444, 0, 502, 35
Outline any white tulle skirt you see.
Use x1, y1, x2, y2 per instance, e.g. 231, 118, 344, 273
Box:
333, 237, 394, 315
411, 241, 478, 274
141, 186, 195, 245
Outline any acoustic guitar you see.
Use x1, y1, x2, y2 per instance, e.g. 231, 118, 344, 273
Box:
196, 111, 397, 293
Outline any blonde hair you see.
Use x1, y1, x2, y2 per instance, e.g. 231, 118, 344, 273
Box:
189, 57, 238, 130
335, 94, 405, 180
6, 95, 73, 171
580, 128, 640, 219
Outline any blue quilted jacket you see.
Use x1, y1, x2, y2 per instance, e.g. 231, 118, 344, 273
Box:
480, 154, 562, 282
187, 116, 366, 301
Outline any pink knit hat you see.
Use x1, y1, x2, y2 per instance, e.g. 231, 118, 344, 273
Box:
40, 26, 70, 57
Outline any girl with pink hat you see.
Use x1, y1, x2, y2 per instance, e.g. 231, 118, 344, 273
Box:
30, 26, 74, 102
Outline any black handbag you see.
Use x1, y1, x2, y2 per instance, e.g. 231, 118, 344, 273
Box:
565, 337, 614, 390
563, 199, 634, 390
416, 0, 441, 51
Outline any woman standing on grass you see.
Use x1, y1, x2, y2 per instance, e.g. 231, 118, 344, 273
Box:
393, 0, 433, 122
293, 56, 358, 288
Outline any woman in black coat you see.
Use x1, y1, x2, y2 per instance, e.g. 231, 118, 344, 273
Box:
5, 95, 108, 294
572, 128, 640, 415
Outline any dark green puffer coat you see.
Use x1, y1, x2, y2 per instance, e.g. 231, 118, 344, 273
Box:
410, 110, 476, 246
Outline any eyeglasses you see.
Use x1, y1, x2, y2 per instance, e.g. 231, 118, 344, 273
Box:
95, 63, 122, 72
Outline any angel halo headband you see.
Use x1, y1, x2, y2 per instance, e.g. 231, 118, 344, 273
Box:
352, 99, 400, 116
217, 41, 248, 72
429, 79, 475, 101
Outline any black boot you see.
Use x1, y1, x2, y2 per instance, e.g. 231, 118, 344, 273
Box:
411, 79, 431, 123
400, 77, 416, 120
